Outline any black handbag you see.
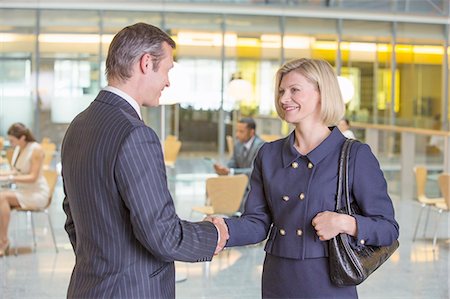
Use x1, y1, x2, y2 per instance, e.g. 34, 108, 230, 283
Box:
328, 138, 399, 287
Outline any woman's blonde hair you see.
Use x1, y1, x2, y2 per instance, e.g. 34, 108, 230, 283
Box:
274, 58, 345, 126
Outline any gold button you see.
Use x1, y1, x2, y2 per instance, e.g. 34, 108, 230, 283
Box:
279, 229, 286, 236
299, 193, 305, 200
307, 162, 313, 169
360, 239, 365, 245
282, 195, 289, 201
292, 162, 298, 169
296, 229, 303, 236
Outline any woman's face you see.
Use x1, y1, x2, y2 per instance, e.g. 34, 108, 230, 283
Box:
278, 71, 321, 125
8, 135, 25, 147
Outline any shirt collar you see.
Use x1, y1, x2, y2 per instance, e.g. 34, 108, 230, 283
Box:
281, 127, 345, 168
103, 86, 142, 120
244, 135, 255, 151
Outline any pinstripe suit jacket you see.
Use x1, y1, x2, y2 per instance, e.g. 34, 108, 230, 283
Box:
61, 90, 217, 299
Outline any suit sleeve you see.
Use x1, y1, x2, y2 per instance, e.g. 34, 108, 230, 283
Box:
227, 148, 239, 169
114, 126, 218, 262
351, 143, 400, 247
225, 144, 272, 246
62, 171, 76, 250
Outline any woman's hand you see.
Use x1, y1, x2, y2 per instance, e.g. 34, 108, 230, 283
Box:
311, 211, 357, 241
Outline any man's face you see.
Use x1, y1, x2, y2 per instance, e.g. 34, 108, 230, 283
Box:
142, 42, 174, 107
236, 122, 254, 144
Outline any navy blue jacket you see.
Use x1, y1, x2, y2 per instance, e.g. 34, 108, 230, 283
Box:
225, 127, 399, 260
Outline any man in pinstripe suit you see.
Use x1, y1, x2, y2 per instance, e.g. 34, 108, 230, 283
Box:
61, 23, 228, 298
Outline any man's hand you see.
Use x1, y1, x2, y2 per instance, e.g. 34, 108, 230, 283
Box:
204, 216, 229, 254
213, 163, 230, 176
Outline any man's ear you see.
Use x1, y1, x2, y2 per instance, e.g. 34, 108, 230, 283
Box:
140, 53, 152, 73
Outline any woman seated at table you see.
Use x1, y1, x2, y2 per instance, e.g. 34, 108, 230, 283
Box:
0, 123, 49, 256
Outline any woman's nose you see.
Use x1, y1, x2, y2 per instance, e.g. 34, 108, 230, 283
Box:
279, 92, 290, 103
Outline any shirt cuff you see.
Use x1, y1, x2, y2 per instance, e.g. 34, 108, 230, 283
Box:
214, 223, 221, 245
229, 168, 235, 175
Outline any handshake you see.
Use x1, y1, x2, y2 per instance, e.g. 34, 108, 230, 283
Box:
204, 216, 229, 255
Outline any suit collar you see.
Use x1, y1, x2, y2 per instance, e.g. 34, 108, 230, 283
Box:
102, 86, 142, 120
95, 90, 141, 120
243, 135, 256, 151
281, 127, 345, 168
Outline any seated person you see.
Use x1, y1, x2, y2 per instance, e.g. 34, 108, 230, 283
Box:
337, 118, 356, 139
214, 118, 265, 213
0, 123, 50, 256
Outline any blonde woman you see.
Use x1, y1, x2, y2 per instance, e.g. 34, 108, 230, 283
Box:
213, 58, 399, 298
0, 123, 49, 256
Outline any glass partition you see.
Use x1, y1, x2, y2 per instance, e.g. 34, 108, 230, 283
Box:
0, 9, 36, 136
0, 5, 448, 156
37, 10, 100, 142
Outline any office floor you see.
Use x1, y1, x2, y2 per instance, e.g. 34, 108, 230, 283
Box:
1, 154, 449, 299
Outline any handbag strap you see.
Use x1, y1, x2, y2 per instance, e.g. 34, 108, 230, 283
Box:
335, 138, 357, 214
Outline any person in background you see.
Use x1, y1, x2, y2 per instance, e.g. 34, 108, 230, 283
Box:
214, 117, 265, 178
210, 58, 399, 298
429, 114, 444, 153
61, 23, 228, 298
0, 123, 49, 256
214, 117, 265, 213
338, 118, 356, 139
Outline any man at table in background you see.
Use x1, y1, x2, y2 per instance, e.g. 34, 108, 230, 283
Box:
337, 118, 356, 139
61, 23, 228, 299
214, 117, 265, 213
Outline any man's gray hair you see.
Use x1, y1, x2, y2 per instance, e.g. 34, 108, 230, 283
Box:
105, 22, 176, 83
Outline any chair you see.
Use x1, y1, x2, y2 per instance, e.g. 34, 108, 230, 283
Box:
412, 166, 445, 241
226, 135, 234, 158
432, 173, 450, 249
260, 134, 282, 142
41, 137, 51, 144
13, 169, 59, 254
191, 174, 248, 217
164, 137, 182, 168
191, 174, 249, 277
165, 134, 178, 142
5, 147, 15, 167
40, 142, 57, 170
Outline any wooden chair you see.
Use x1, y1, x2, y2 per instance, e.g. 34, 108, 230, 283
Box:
412, 166, 444, 241
13, 169, 59, 254
40, 142, 57, 170
191, 174, 248, 217
432, 173, 450, 250
191, 174, 249, 276
164, 138, 182, 168
260, 134, 282, 142
41, 137, 51, 144
165, 135, 178, 142
5, 147, 15, 167
226, 135, 234, 158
